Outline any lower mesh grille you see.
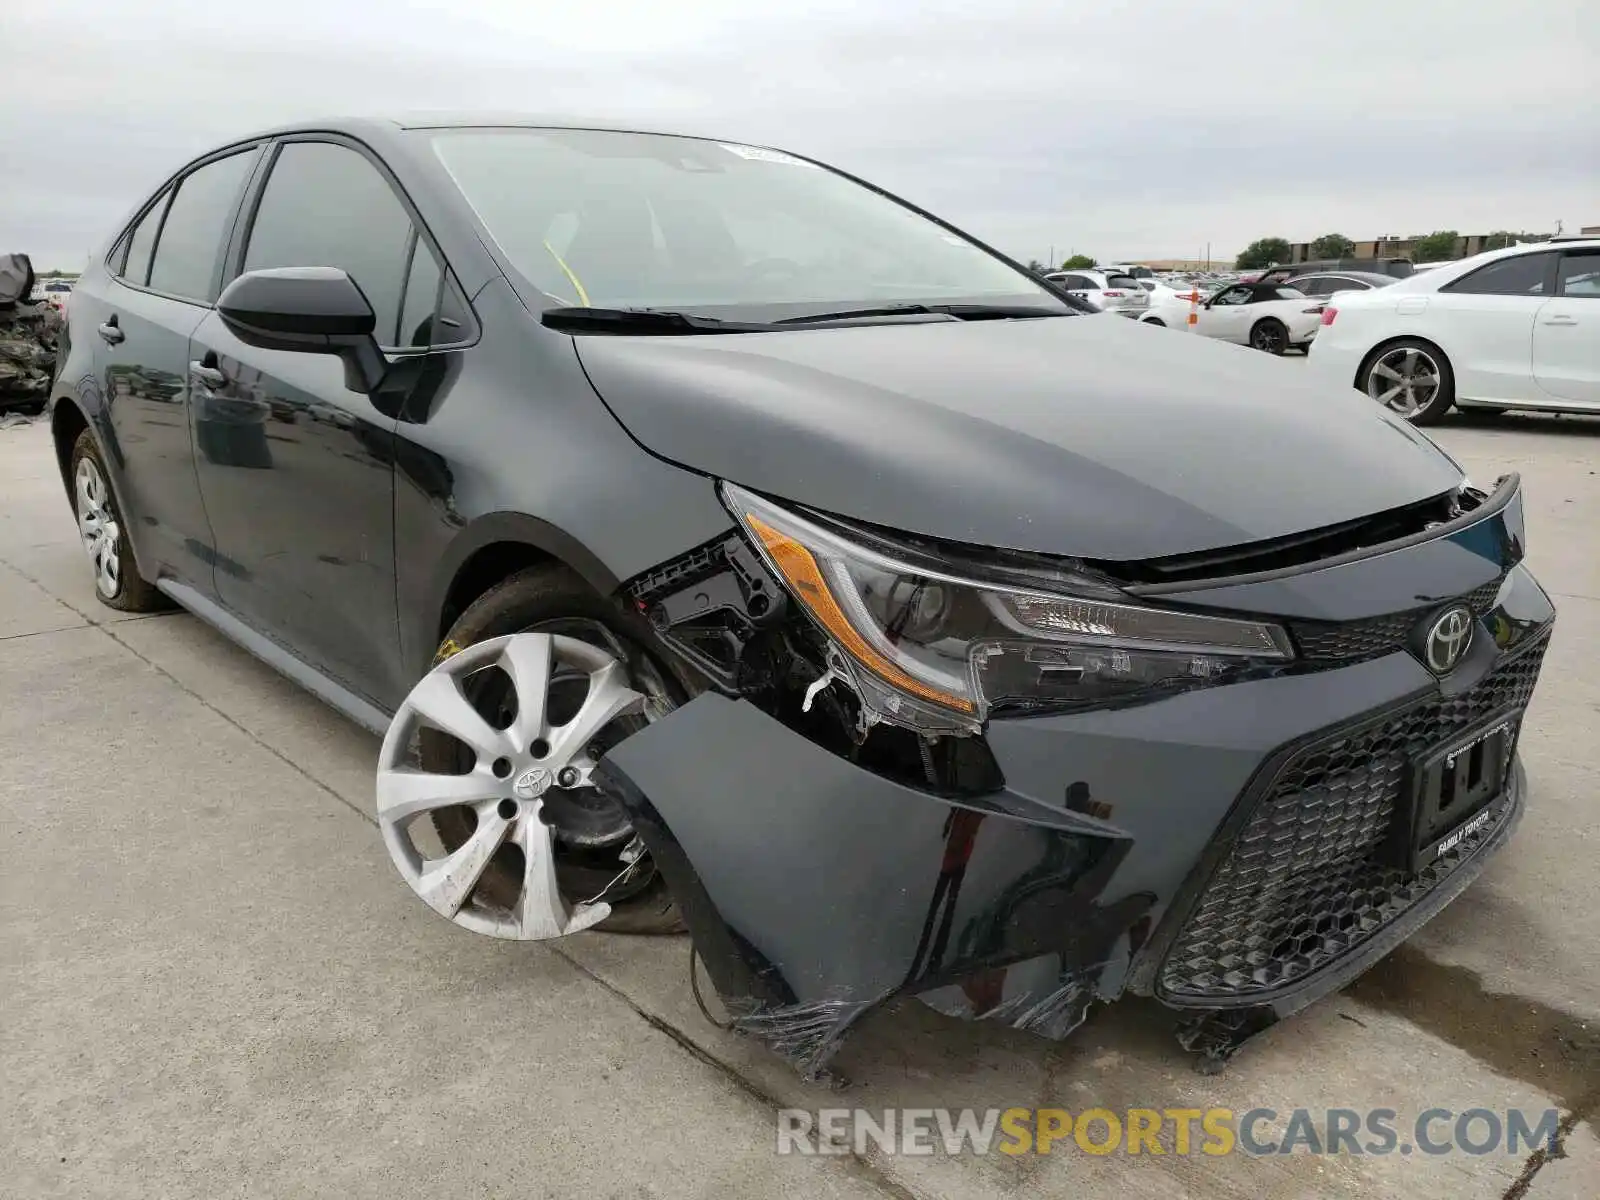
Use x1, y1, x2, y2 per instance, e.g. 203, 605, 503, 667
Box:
1158, 635, 1547, 1002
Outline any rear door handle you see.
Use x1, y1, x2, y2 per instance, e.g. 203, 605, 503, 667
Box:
1541, 315, 1578, 326
97, 320, 124, 345
189, 361, 227, 389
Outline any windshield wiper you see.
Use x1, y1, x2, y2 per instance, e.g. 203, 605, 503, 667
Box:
775, 302, 1068, 325
541, 307, 777, 335
542, 301, 1070, 335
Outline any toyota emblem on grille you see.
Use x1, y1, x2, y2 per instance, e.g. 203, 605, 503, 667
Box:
1422, 606, 1473, 674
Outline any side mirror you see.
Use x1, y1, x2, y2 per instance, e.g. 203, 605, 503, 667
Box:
217, 267, 385, 393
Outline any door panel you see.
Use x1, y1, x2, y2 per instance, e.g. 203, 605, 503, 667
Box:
1532, 253, 1600, 405
1195, 288, 1251, 342
1532, 302, 1600, 404
97, 282, 214, 588
1432, 294, 1541, 401
189, 311, 402, 705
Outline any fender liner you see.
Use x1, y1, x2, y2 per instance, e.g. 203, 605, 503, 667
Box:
415, 510, 623, 669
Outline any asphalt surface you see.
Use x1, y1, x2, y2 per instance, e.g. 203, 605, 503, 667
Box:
2, 405, 1596, 1199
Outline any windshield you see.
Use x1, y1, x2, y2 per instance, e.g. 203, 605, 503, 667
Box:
1105, 275, 1140, 290
426, 128, 1065, 320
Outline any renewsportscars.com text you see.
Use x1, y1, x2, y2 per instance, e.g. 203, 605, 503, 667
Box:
776, 1106, 1562, 1158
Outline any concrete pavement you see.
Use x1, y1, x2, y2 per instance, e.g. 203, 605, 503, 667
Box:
2, 410, 1595, 1199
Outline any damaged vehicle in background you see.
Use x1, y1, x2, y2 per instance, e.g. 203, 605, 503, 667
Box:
50, 116, 1554, 1080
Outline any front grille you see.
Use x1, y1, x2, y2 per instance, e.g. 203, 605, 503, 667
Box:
1158, 634, 1547, 1002
1291, 574, 1506, 662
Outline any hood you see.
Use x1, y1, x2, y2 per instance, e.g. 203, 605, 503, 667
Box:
573, 313, 1464, 561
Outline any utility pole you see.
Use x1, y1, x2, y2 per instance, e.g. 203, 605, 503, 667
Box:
1205, 242, 1211, 270
1048, 244, 1055, 267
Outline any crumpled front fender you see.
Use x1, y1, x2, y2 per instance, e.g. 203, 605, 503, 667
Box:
595, 694, 1153, 1078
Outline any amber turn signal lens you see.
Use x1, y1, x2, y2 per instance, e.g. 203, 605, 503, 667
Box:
744, 514, 975, 712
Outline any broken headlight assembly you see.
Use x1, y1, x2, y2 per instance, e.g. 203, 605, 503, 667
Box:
722, 483, 1294, 732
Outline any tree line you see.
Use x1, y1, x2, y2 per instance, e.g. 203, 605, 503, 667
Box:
1235, 231, 1527, 270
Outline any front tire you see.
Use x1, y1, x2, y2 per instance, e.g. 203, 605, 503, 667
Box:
422, 566, 685, 935
1360, 339, 1455, 425
69, 430, 165, 612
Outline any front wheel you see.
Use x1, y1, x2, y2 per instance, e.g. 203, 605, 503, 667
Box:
1248, 318, 1288, 355
378, 565, 686, 938
1360, 339, 1455, 424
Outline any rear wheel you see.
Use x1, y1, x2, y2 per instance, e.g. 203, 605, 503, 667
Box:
68, 430, 165, 612
378, 566, 685, 937
1360, 339, 1455, 425
1248, 318, 1288, 355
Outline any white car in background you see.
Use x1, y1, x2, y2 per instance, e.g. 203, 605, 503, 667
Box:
1140, 280, 1324, 353
1042, 269, 1151, 318
1307, 239, 1600, 423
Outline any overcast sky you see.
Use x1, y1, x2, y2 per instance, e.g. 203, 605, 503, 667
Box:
5, 0, 1596, 270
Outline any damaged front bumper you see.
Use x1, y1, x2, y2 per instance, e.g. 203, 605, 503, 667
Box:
596, 551, 1555, 1079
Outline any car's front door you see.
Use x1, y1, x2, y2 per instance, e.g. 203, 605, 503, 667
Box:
93, 146, 261, 592
1432, 251, 1555, 403
1195, 285, 1252, 341
1533, 249, 1600, 405
188, 137, 440, 708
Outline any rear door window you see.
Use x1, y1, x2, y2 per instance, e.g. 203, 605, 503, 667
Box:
1443, 253, 1554, 296
146, 150, 257, 302
118, 191, 171, 286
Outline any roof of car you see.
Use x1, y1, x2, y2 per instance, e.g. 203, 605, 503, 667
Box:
1286, 269, 1397, 285
243, 113, 733, 142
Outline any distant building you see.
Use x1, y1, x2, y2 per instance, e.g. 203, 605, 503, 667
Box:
1285, 232, 1554, 265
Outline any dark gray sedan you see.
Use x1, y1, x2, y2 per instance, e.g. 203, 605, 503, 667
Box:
48, 115, 1554, 1077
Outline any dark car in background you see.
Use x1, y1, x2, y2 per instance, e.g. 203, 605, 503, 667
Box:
1279, 268, 1399, 298
50, 116, 1553, 1077
1257, 257, 1414, 284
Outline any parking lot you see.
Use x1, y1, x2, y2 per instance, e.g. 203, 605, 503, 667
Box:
2, 408, 1596, 1199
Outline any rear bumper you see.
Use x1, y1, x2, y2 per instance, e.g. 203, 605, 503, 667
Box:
597, 511, 1553, 1076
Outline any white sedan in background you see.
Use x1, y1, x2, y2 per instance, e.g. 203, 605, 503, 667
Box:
1307, 239, 1600, 423
1140, 280, 1324, 354
1042, 269, 1150, 318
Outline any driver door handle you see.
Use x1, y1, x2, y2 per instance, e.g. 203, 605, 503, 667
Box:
97, 320, 124, 345
189, 360, 227, 389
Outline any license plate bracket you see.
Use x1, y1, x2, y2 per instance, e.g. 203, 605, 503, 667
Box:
1389, 709, 1521, 874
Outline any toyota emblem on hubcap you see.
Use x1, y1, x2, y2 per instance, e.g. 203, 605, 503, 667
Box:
512, 765, 553, 800
1422, 606, 1473, 675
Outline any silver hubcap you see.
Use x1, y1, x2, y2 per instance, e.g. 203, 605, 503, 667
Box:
1368, 347, 1440, 417
74, 458, 121, 597
376, 632, 647, 940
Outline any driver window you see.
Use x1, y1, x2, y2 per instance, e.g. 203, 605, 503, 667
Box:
243, 141, 414, 345
1213, 286, 1250, 306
